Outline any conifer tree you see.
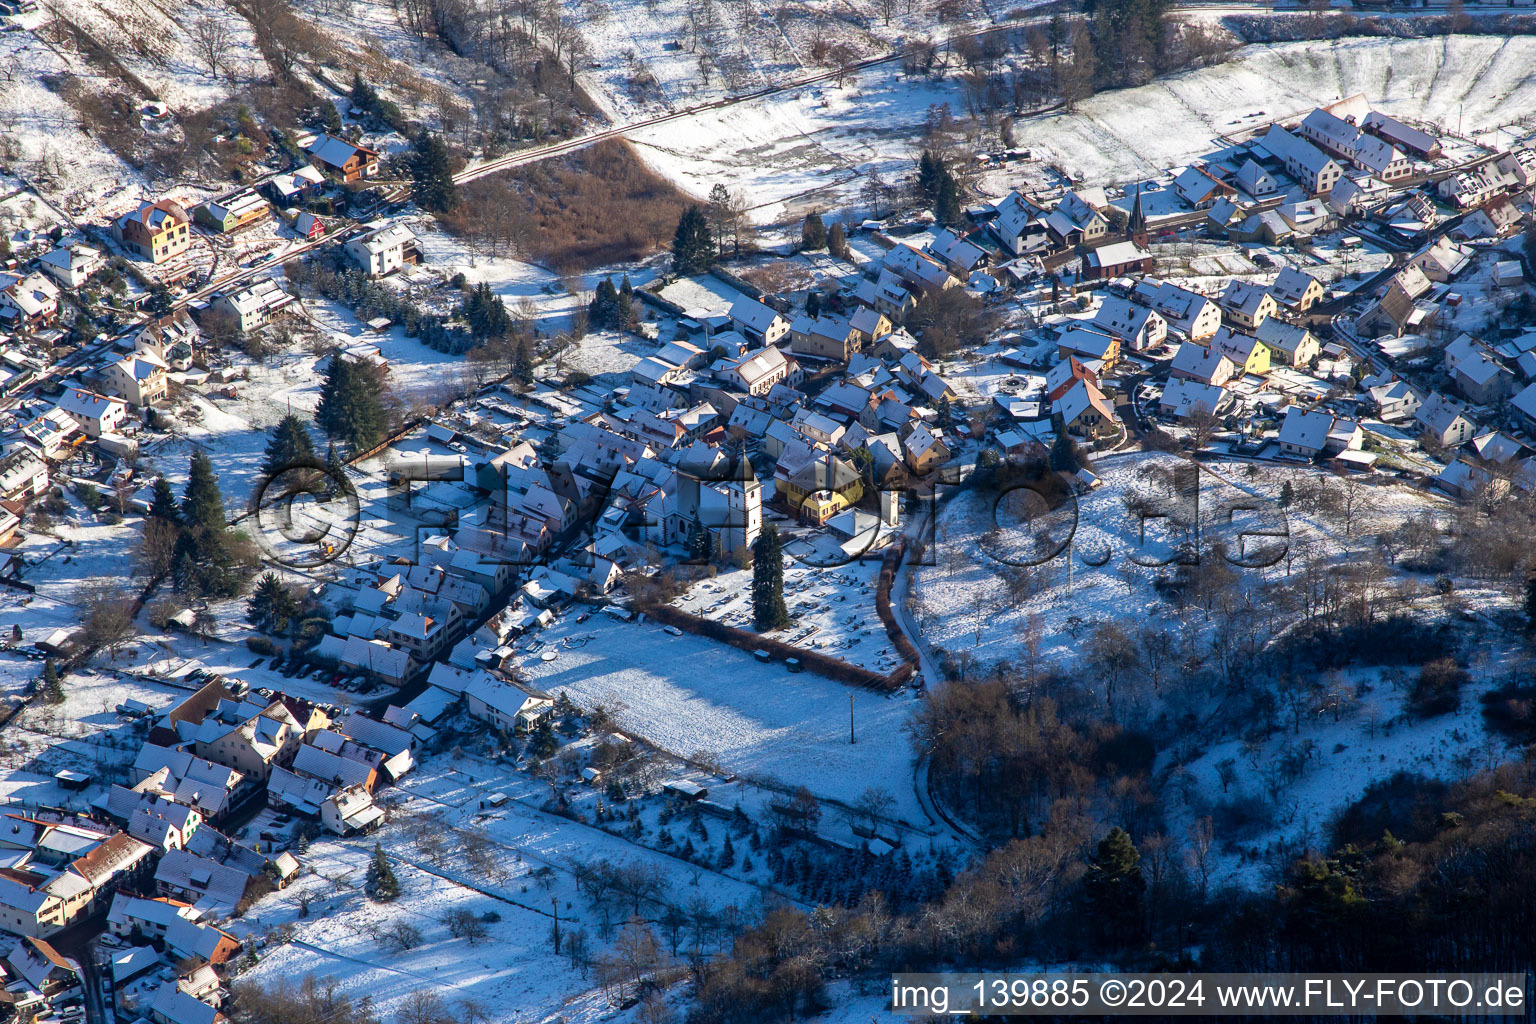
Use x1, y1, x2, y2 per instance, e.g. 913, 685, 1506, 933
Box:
41, 658, 63, 705
801, 211, 826, 251
148, 477, 179, 522
366, 843, 399, 900
1082, 827, 1146, 941
249, 572, 300, 633
827, 221, 849, 260
685, 514, 711, 562
261, 414, 318, 478
752, 525, 790, 630
588, 279, 621, 329
671, 205, 716, 275
316, 357, 388, 452
409, 130, 458, 213
173, 451, 244, 597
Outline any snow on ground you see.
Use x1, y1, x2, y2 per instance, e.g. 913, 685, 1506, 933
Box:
0, 29, 143, 206
628, 63, 968, 223
64, 0, 270, 110
236, 746, 775, 1023
910, 450, 1512, 889
671, 554, 902, 674
516, 615, 928, 824
914, 451, 1448, 670
993, 35, 1536, 188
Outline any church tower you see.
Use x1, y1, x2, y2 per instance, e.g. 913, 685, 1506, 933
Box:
1128, 185, 1149, 249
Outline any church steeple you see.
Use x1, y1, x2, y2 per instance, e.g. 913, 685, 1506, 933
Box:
1128, 185, 1148, 248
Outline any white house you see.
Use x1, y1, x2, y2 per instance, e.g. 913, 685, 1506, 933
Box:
37, 244, 104, 288
0, 272, 60, 329
211, 279, 293, 334
56, 389, 128, 439
345, 223, 418, 277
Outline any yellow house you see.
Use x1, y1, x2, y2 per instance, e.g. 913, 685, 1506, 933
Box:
775, 453, 864, 526
1216, 331, 1272, 376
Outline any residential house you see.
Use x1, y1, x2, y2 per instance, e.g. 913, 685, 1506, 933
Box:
14, 409, 81, 460
884, 244, 957, 294
105, 894, 240, 963
1170, 340, 1237, 387
1254, 318, 1321, 367
264, 165, 326, 205
1217, 279, 1278, 330
1407, 236, 1472, 283
103, 351, 170, 408
1133, 280, 1222, 340
776, 451, 864, 525
1044, 357, 1098, 402
1092, 297, 1166, 351
728, 297, 791, 347
1044, 189, 1110, 246
1260, 125, 1344, 194
149, 981, 225, 1024
1437, 163, 1511, 208
1159, 378, 1232, 420
294, 211, 326, 240
1298, 107, 1412, 182
1214, 329, 1272, 376
925, 228, 989, 277
990, 191, 1050, 256
306, 133, 380, 182
1366, 378, 1422, 422
210, 280, 292, 334
715, 347, 793, 396
113, 200, 192, 264
194, 190, 270, 233
1269, 266, 1325, 312
1172, 164, 1236, 209
1509, 381, 1536, 436
0, 449, 47, 501
1277, 407, 1333, 459
850, 271, 918, 322
1415, 392, 1478, 447
901, 423, 950, 474
1452, 198, 1522, 240
345, 223, 418, 277
1056, 326, 1120, 368
1362, 109, 1441, 159
1235, 158, 1279, 197
1055, 378, 1118, 440
789, 313, 861, 363
36, 244, 103, 288
55, 389, 128, 439
1435, 458, 1510, 501
847, 305, 892, 346
135, 310, 201, 370
1083, 240, 1154, 280
0, 272, 60, 330
1443, 334, 1513, 405
0, 820, 154, 938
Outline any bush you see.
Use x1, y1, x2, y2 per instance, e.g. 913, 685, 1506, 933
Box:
1409, 657, 1469, 718
246, 636, 279, 656
1481, 680, 1536, 744
1330, 771, 1449, 848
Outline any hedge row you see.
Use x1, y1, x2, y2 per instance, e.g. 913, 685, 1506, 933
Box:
875, 542, 923, 678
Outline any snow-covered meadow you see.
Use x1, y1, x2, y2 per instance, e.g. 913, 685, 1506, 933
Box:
517, 615, 929, 824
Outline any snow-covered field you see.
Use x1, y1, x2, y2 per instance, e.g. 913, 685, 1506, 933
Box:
987, 34, 1536, 189
517, 615, 929, 823
910, 450, 1516, 887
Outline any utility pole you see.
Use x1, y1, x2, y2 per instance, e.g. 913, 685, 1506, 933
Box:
849, 693, 856, 744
